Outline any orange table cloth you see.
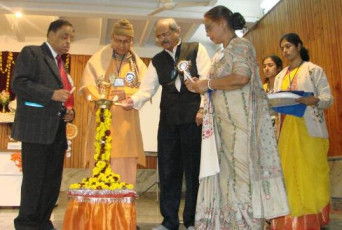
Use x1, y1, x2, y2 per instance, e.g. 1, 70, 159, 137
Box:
63, 190, 137, 230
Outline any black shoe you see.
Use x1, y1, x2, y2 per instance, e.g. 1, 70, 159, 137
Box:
136, 226, 140, 230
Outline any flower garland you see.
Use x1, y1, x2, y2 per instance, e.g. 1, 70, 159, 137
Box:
64, 53, 70, 71
127, 52, 140, 88
69, 107, 134, 191
0, 52, 15, 92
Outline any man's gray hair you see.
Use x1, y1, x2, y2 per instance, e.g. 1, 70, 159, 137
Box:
156, 18, 180, 31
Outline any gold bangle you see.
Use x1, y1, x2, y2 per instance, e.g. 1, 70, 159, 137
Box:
315, 99, 320, 107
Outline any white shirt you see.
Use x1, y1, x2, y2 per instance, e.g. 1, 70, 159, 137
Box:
45, 41, 59, 66
131, 42, 211, 110
45, 41, 75, 102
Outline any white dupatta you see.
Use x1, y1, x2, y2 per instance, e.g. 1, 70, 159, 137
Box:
198, 90, 220, 179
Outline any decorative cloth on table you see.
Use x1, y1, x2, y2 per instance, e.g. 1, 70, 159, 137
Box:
56, 55, 74, 109
63, 189, 137, 230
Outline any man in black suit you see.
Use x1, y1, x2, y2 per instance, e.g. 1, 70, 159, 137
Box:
11, 19, 75, 230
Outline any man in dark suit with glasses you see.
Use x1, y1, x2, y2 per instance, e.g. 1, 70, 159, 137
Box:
11, 19, 75, 230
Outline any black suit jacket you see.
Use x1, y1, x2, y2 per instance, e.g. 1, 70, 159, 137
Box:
11, 43, 66, 144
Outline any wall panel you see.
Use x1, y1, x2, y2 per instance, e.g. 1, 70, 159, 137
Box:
63, 55, 91, 168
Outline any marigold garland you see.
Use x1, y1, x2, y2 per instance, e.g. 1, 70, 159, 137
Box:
64, 53, 70, 71
0, 52, 15, 92
69, 107, 134, 191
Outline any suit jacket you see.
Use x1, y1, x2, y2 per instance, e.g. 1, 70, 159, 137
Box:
11, 43, 66, 144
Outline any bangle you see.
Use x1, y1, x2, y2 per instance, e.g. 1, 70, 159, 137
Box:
208, 79, 214, 90
315, 99, 320, 107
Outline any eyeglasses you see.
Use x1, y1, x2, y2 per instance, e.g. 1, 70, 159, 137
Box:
155, 30, 173, 40
113, 37, 132, 46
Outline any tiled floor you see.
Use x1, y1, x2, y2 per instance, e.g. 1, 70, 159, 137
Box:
0, 192, 342, 230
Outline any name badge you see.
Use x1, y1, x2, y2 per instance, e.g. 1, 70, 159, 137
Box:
114, 78, 125, 87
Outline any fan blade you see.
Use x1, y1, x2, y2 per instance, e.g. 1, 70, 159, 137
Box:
176, 1, 210, 8
148, 6, 167, 16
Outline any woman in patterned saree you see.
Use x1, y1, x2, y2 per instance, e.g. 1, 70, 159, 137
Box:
185, 5, 289, 229
271, 33, 333, 229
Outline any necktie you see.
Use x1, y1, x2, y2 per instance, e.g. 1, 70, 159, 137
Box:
56, 55, 74, 109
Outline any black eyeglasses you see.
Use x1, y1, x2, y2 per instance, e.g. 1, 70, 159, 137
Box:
156, 30, 173, 40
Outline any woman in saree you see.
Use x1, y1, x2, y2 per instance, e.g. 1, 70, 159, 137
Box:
271, 33, 333, 229
185, 5, 289, 229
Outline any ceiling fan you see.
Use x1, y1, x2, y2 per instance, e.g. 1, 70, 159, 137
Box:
148, 0, 212, 16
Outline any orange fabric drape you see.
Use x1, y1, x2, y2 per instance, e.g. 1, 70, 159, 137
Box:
63, 198, 136, 230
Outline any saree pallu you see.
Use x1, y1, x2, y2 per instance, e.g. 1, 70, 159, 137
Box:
271, 115, 330, 229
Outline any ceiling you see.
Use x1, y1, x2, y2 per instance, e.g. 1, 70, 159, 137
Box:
0, 0, 264, 54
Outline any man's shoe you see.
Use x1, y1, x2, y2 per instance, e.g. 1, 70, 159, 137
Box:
152, 224, 169, 230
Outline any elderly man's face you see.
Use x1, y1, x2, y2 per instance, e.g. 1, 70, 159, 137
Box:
111, 34, 133, 55
48, 25, 74, 55
155, 22, 180, 52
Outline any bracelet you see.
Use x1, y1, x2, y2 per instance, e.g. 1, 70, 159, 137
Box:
208, 79, 214, 90
315, 99, 320, 107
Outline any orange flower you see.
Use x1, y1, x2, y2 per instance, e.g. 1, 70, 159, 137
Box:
10, 152, 22, 172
